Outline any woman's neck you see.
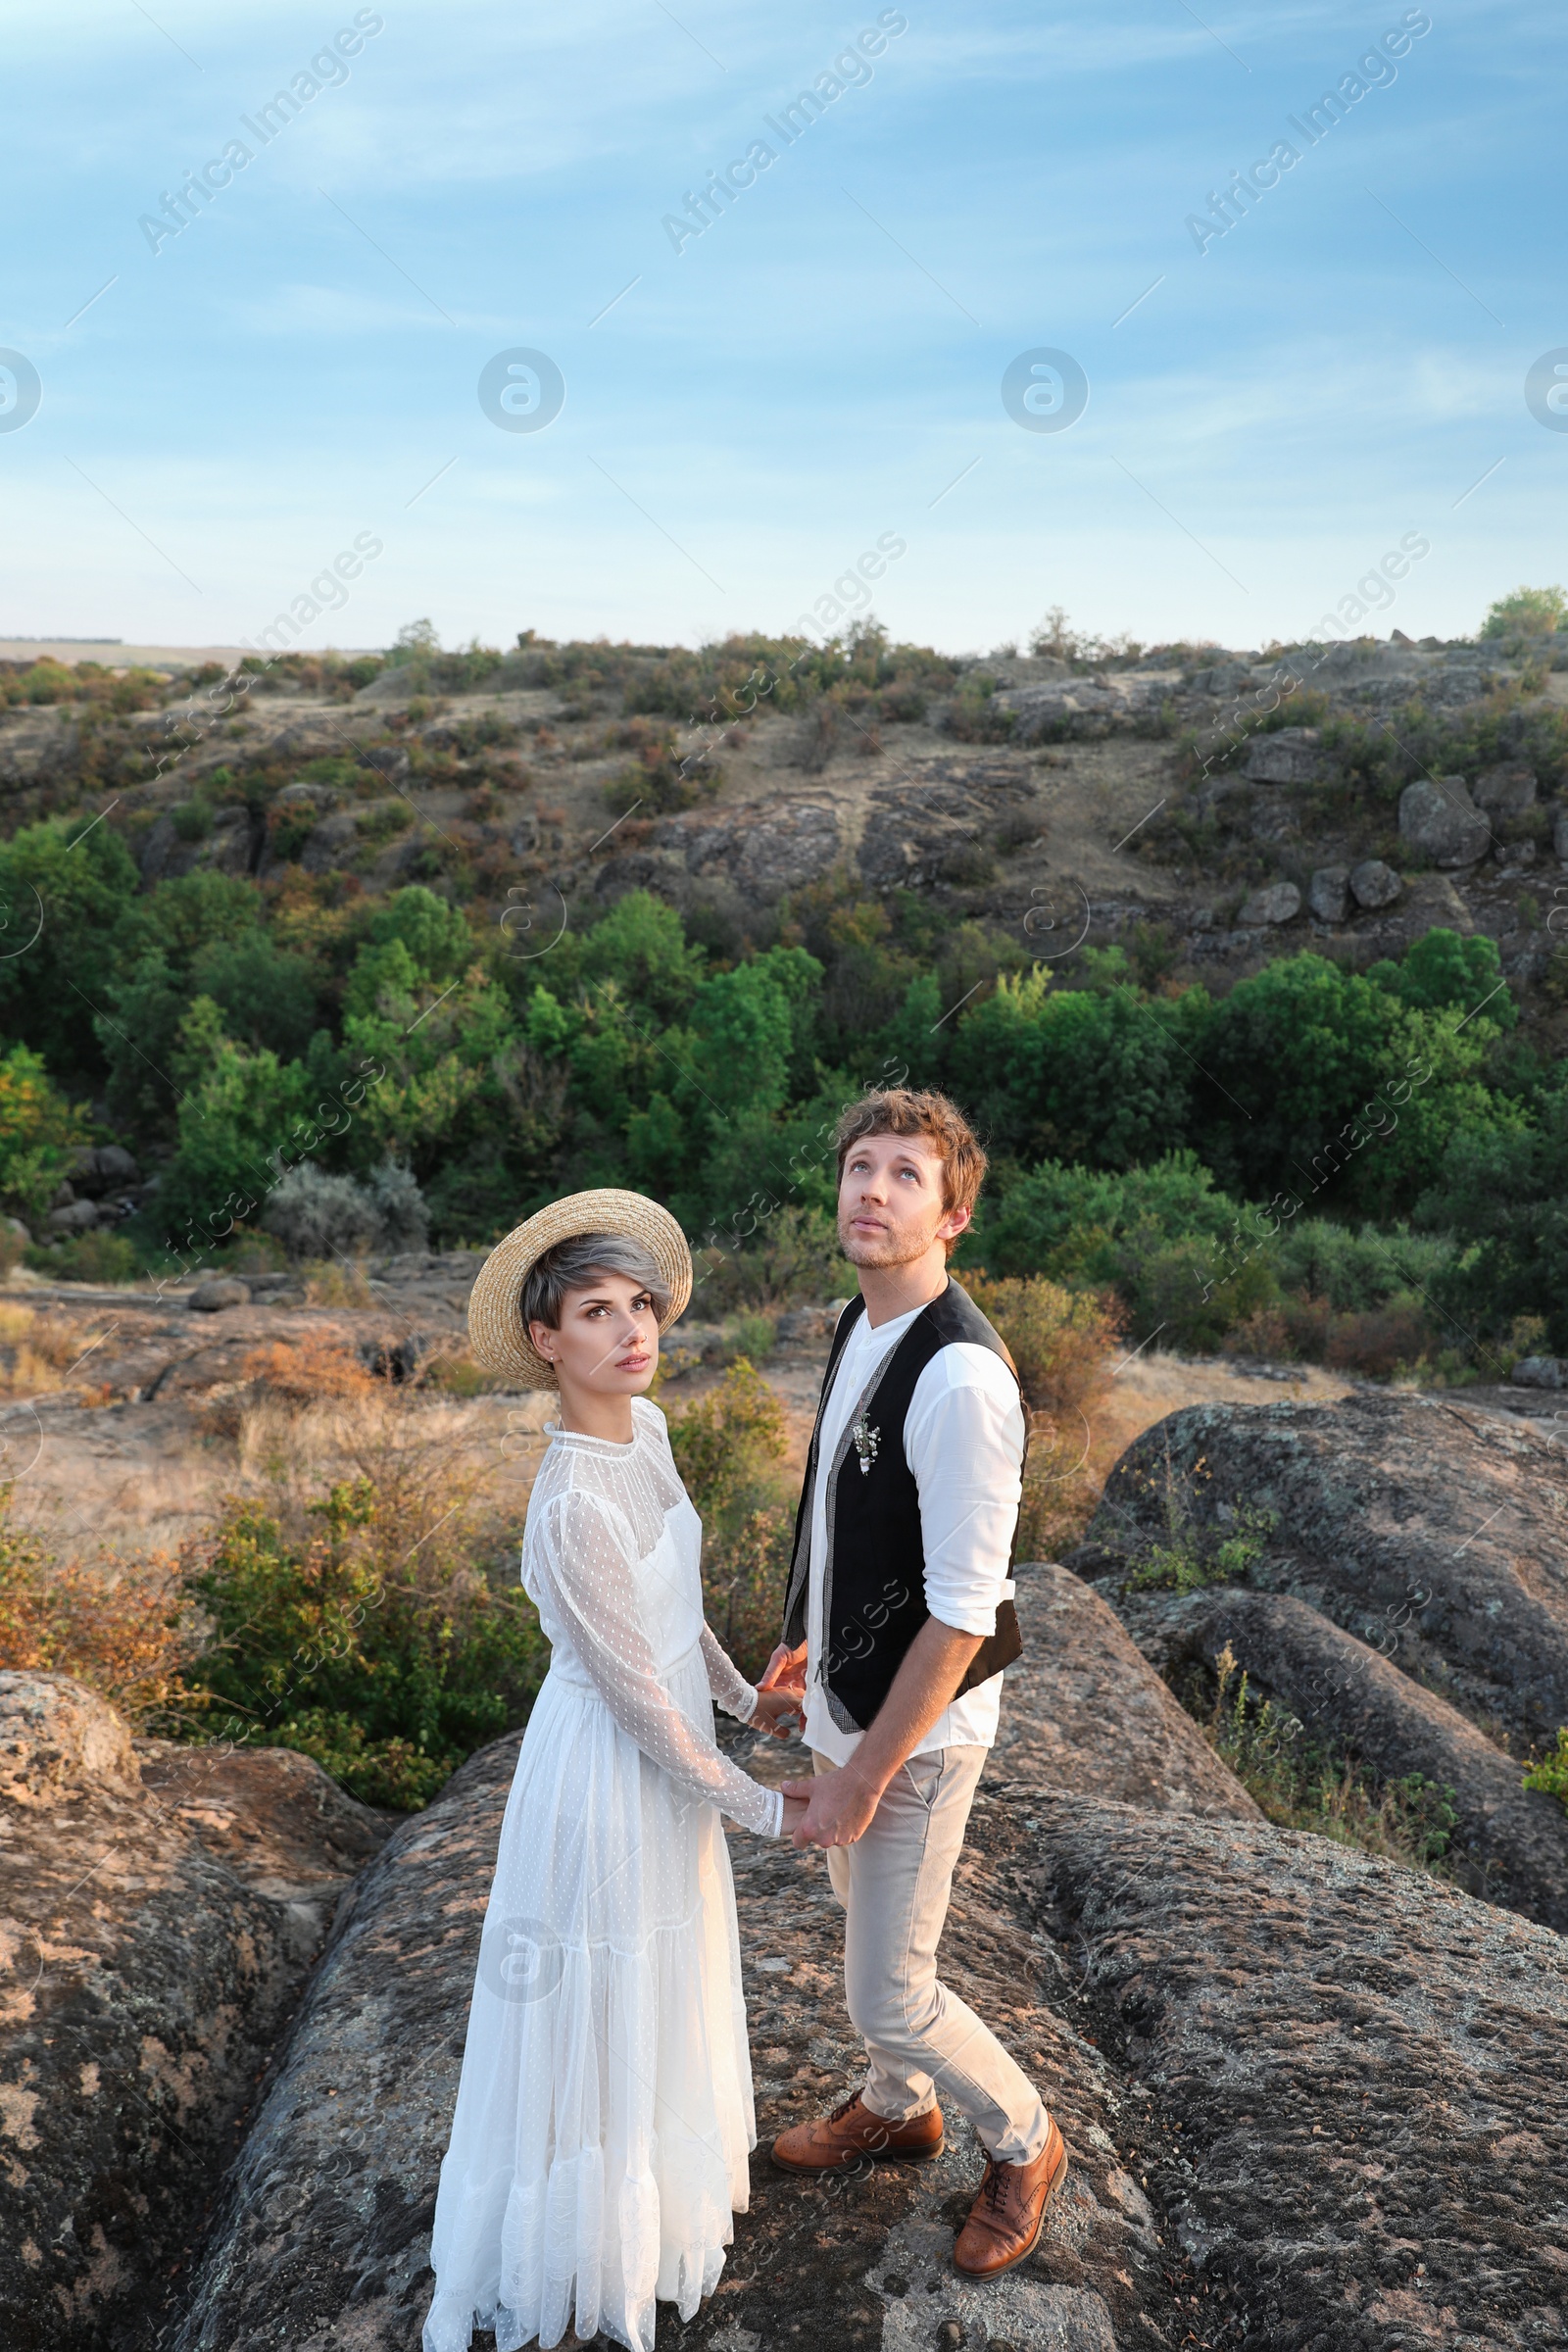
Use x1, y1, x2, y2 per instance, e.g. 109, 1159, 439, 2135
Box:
554, 1375, 637, 1444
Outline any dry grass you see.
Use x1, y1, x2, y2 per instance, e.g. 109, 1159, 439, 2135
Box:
241, 1332, 378, 1403
301, 1259, 377, 1307
0, 1304, 111, 1399
0, 1498, 194, 1724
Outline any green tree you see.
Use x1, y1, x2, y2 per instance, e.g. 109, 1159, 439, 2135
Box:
1480, 585, 1566, 641
0, 1044, 88, 1222
948, 969, 1200, 1170
1192, 951, 1507, 1212
1417, 1077, 1568, 1352
0, 819, 140, 1079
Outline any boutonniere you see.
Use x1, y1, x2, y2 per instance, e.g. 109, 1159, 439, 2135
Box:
851, 1413, 880, 1476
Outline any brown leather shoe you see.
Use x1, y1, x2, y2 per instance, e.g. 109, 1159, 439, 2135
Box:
953, 2116, 1068, 2277
770, 2092, 944, 2174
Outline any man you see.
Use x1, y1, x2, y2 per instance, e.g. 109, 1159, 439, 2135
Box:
755, 1086, 1066, 2277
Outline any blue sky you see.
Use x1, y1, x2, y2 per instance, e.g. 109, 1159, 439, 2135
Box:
2, 1, 1560, 656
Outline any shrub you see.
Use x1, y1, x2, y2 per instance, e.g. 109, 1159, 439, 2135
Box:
26, 1228, 141, 1285
665, 1360, 793, 1682
953, 1270, 1121, 1418
262, 1157, 428, 1260
175, 1471, 546, 1809
0, 1493, 192, 1723
1195, 1643, 1457, 1872
239, 1334, 378, 1404
1523, 1728, 1568, 1813
0, 1042, 88, 1222
688, 1209, 846, 1315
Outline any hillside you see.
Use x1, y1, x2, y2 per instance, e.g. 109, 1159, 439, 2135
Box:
3, 611, 1568, 1381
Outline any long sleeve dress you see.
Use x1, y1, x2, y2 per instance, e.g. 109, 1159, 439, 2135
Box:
422, 1394, 783, 2352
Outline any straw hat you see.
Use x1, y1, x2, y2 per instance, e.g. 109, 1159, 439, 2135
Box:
467, 1188, 693, 1390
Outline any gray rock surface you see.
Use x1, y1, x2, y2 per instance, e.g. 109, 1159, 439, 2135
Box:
1348, 857, 1401, 908
1555, 808, 1568, 862
187, 1278, 252, 1312
1024, 1790, 1568, 2352
0, 1676, 382, 2352
1473, 765, 1537, 812
1128, 1585, 1568, 1932
1084, 1391, 1568, 1752
1397, 775, 1492, 866
1306, 862, 1349, 922
1511, 1353, 1568, 1389
1237, 881, 1300, 927
1240, 727, 1323, 784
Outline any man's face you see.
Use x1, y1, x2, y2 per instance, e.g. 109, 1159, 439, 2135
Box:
837, 1129, 970, 1268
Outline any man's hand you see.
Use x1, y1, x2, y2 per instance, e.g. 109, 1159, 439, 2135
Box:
782, 1765, 882, 1851
759, 1640, 808, 1698
751, 1686, 802, 1740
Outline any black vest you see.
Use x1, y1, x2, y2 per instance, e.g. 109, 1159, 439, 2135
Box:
780, 1280, 1024, 1734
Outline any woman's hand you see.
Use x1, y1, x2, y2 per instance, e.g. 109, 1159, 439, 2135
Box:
779, 1794, 810, 1839
751, 1686, 802, 1740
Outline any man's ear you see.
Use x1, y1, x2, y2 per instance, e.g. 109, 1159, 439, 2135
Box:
936, 1200, 972, 1245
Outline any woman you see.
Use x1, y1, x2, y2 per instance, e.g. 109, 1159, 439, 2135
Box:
423, 1190, 802, 2352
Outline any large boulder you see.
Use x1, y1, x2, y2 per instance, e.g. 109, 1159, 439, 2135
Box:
1348, 857, 1401, 908
994, 1561, 1259, 1820
1022, 1789, 1568, 2352
1237, 881, 1300, 927
0, 1675, 384, 2352
1397, 775, 1491, 866
1135, 1586, 1568, 1933
1083, 1392, 1568, 1753
1473, 765, 1537, 813
1240, 726, 1324, 784
1306, 862, 1349, 922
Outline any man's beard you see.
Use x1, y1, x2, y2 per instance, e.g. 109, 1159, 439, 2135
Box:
837, 1214, 931, 1270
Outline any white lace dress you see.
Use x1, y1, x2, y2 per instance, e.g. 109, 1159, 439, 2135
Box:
422, 1396, 784, 2352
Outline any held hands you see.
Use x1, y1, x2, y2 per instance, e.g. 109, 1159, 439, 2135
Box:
754, 1639, 808, 1740
781, 1763, 882, 1852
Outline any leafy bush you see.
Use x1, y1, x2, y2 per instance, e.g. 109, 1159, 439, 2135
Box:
665, 1362, 792, 1682
262, 1158, 428, 1259
28, 1228, 141, 1285
1523, 1729, 1568, 1812
176, 1473, 546, 1809
0, 1494, 191, 1723
0, 1042, 89, 1222
953, 1270, 1121, 1417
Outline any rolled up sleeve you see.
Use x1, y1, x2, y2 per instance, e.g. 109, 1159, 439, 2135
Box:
905, 1349, 1026, 1638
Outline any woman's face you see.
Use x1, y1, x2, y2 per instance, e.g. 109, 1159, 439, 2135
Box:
528, 1269, 661, 1399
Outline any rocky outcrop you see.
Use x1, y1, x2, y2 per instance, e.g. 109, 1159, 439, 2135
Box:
1241, 726, 1324, 784
1237, 880, 1300, 927
0, 1675, 387, 2352
165, 1733, 523, 2352
1125, 1586, 1568, 1933
993, 1561, 1260, 1820
989, 669, 1180, 743
1084, 1391, 1568, 1753
1019, 1789, 1568, 2352
1397, 775, 1492, 866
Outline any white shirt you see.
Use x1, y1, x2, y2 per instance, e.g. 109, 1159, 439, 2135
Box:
803, 1296, 1026, 1766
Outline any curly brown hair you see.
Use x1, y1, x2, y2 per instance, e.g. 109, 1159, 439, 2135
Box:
833, 1088, 988, 1250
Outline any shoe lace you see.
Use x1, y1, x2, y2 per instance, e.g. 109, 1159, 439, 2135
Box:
981, 2160, 1009, 2214
829, 2094, 862, 2126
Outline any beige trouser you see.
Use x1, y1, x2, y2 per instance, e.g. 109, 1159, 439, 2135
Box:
813, 1748, 1051, 2166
